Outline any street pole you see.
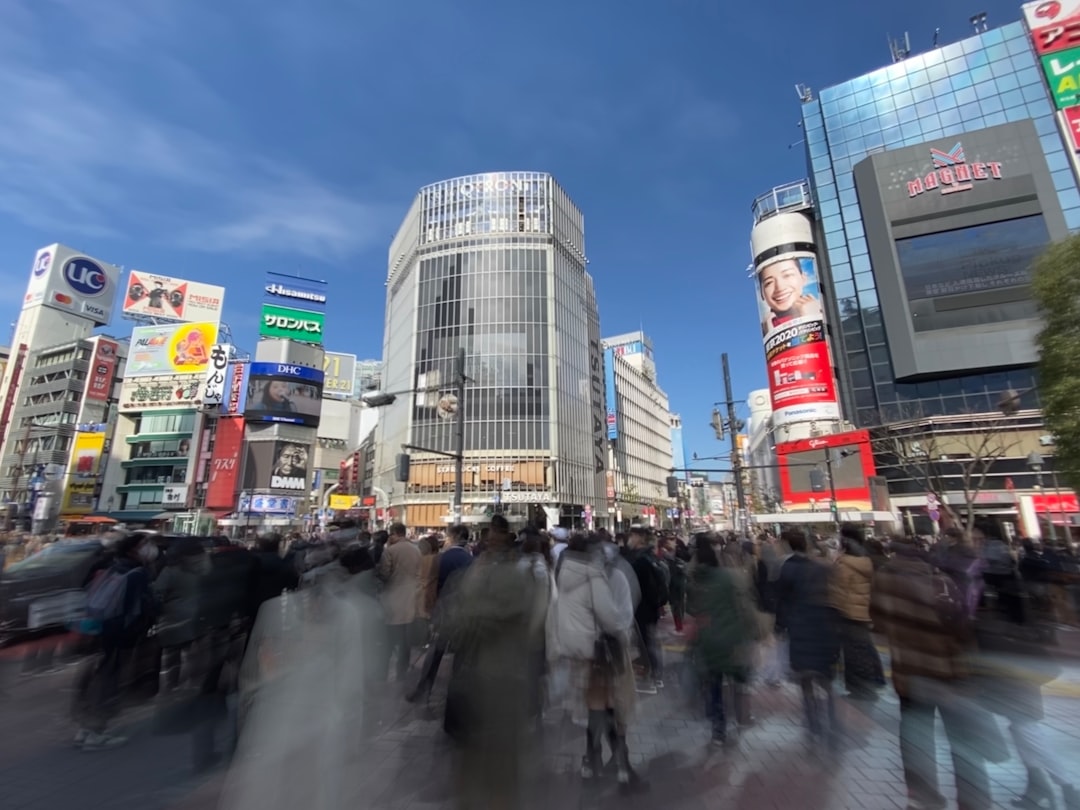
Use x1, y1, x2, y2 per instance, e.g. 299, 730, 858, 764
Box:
722, 353, 748, 536
825, 451, 840, 534
452, 347, 466, 526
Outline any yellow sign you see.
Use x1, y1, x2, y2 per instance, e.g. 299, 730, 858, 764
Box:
128, 322, 218, 378
63, 431, 106, 514
329, 494, 358, 510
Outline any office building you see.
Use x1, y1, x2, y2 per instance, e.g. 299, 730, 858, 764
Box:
768, 14, 1074, 529
602, 331, 674, 527
374, 171, 607, 529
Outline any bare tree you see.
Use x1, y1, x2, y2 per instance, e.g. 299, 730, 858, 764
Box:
871, 410, 1022, 536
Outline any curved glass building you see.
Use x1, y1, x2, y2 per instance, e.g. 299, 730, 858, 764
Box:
374, 172, 607, 529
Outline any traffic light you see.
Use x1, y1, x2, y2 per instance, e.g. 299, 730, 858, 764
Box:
666, 476, 679, 497
395, 452, 411, 482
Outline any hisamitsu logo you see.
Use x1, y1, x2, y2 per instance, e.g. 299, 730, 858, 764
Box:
906, 142, 1002, 197
63, 258, 109, 296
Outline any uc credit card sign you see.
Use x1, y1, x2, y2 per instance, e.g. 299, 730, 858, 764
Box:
259, 303, 324, 344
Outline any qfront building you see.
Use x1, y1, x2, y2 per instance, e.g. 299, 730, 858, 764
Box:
754, 11, 1080, 533
374, 172, 607, 529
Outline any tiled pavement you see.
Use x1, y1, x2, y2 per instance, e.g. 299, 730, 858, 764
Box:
1, 628, 1079, 810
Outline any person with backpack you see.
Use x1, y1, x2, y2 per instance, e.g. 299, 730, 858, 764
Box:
72, 531, 160, 750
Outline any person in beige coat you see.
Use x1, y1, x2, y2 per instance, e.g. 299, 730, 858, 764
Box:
828, 526, 885, 699
377, 522, 422, 682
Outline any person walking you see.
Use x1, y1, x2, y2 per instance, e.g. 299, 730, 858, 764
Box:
828, 526, 885, 700
624, 526, 667, 692
377, 522, 421, 682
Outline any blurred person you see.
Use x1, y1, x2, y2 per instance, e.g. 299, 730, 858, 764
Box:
661, 535, 689, 634
624, 526, 668, 692
933, 527, 985, 622
416, 534, 440, 629
370, 529, 390, 567
251, 534, 299, 615
687, 534, 755, 745
550, 526, 570, 567
376, 522, 421, 682
154, 536, 210, 692
549, 533, 643, 789
829, 526, 885, 700
519, 528, 554, 729
756, 533, 789, 687
976, 519, 1024, 623
441, 513, 541, 809
873, 534, 1002, 810
72, 532, 160, 750
774, 528, 841, 745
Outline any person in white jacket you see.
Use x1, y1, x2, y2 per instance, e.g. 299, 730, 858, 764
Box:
549, 533, 644, 789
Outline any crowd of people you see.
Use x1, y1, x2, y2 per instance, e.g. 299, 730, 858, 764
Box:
33, 515, 1080, 809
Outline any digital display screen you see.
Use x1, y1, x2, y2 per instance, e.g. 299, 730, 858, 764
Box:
784, 448, 865, 495
895, 215, 1049, 302
245, 375, 323, 427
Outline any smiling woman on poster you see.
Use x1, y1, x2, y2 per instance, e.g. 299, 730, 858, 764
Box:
757, 256, 824, 337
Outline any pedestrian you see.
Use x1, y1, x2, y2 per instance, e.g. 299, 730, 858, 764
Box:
828, 525, 885, 700
376, 522, 421, 682
623, 526, 667, 692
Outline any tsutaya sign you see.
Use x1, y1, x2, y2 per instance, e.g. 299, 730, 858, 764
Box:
906, 143, 1002, 197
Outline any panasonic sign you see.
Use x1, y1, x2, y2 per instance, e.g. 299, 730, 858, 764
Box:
265, 283, 327, 305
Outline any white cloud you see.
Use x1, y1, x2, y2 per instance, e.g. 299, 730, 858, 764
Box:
0, 1, 392, 261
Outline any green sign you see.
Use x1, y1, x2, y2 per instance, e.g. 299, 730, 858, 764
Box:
1042, 46, 1080, 109
259, 303, 324, 344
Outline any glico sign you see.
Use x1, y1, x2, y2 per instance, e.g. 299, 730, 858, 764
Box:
906, 142, 1002, 197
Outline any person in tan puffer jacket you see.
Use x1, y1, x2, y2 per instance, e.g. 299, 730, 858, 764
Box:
828, 526, 885, 699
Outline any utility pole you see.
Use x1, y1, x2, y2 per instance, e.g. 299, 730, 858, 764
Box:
722, 354, 748, 535
451, 346, 466, 525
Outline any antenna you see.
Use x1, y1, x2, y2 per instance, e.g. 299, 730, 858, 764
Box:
794, 83, 813, 103
970, 12, 988, 33
932, 27, 940, 47
888, 32, 911, 63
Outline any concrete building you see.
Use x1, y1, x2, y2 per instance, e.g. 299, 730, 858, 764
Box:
373, 171, 607, 529
602, 331, 674, 528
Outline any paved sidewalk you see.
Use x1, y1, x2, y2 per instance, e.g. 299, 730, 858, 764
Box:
1, 630, 1079, 810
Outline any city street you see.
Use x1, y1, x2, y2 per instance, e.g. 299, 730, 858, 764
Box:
1, 625, 1079, 810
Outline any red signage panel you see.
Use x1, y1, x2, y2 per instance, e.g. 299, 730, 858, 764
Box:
1064, 106, 1080, 151
1031, 492, 1079, 513
205, 417, 245, 510
776, 429, 876, 510
1031, 19, 1080, 54
85, 339, 119, 403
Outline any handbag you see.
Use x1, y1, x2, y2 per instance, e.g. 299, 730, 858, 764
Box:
588, 573, 625, 674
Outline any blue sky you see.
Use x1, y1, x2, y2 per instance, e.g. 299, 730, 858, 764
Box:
0, 0, 1024, 463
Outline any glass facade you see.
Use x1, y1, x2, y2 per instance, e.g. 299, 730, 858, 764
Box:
803, 21, 1077, 424
375, 172, 606, 518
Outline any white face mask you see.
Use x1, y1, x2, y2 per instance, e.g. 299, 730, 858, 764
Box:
138, 543, 160, 563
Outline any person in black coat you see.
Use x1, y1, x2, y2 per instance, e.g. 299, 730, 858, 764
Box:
774, 528, 840, 744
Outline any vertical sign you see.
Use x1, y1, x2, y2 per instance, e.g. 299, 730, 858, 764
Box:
1064, 106, 1080, 151
225, 362, 249, 416
206, 417, 245, 509
85, 339, 119, 403
604, 347, 618, 440
201, 343, 231, 407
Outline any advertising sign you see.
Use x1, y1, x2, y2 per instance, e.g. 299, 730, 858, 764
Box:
162, 485, 189, 509
755, 252, 840, 429
245, 362, 324, 427
119, 374, 203, 411
259, 303, 324, 344
243, 440, 311, 493
205, 417, 244, 509
123, 270, 225, 324
1042, 44, 1080, 108
329, 494, 357, 510
23, 243, 121, 325
775, 429, 875, 510
200, 344, 232, 408
1064, 106, 1080, 151
1032, 19, 1080, 54
224, 362, 249, 416
127, 322, 218, 378
604, 347, 618, 440
323, 352, 357, 398
264, 272, 328, 311
1024, 0, 1080, 33
237, 493, 297, 515
62, 431, 106, 515
85, 338, 119, 403
905, 142, 1002, 197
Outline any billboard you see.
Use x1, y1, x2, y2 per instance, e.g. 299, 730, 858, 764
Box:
1042, 45, 1080, 108
1024, 0, 1080, 33
243, 440, 312, 493
206, 417, 245, 509
123, 270, 225, 324
119, 374, 203, 411
264, 272, 328, 311
245, 362, 323, 427
62, 431, 106, 515
604, 347, 618, 440
225, 362, 249, 416
754, 252, 840, 429
775, 429, 876, 511
259, 303, 324, 344
323, 352, 357, 398
237, 493, 298, 515
127, 322, 218, 377
200, 344, 232, 408
23, 244, 121, 326
85, 339, 120, 403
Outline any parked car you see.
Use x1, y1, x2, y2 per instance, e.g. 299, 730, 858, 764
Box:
0, 540, 106, 645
